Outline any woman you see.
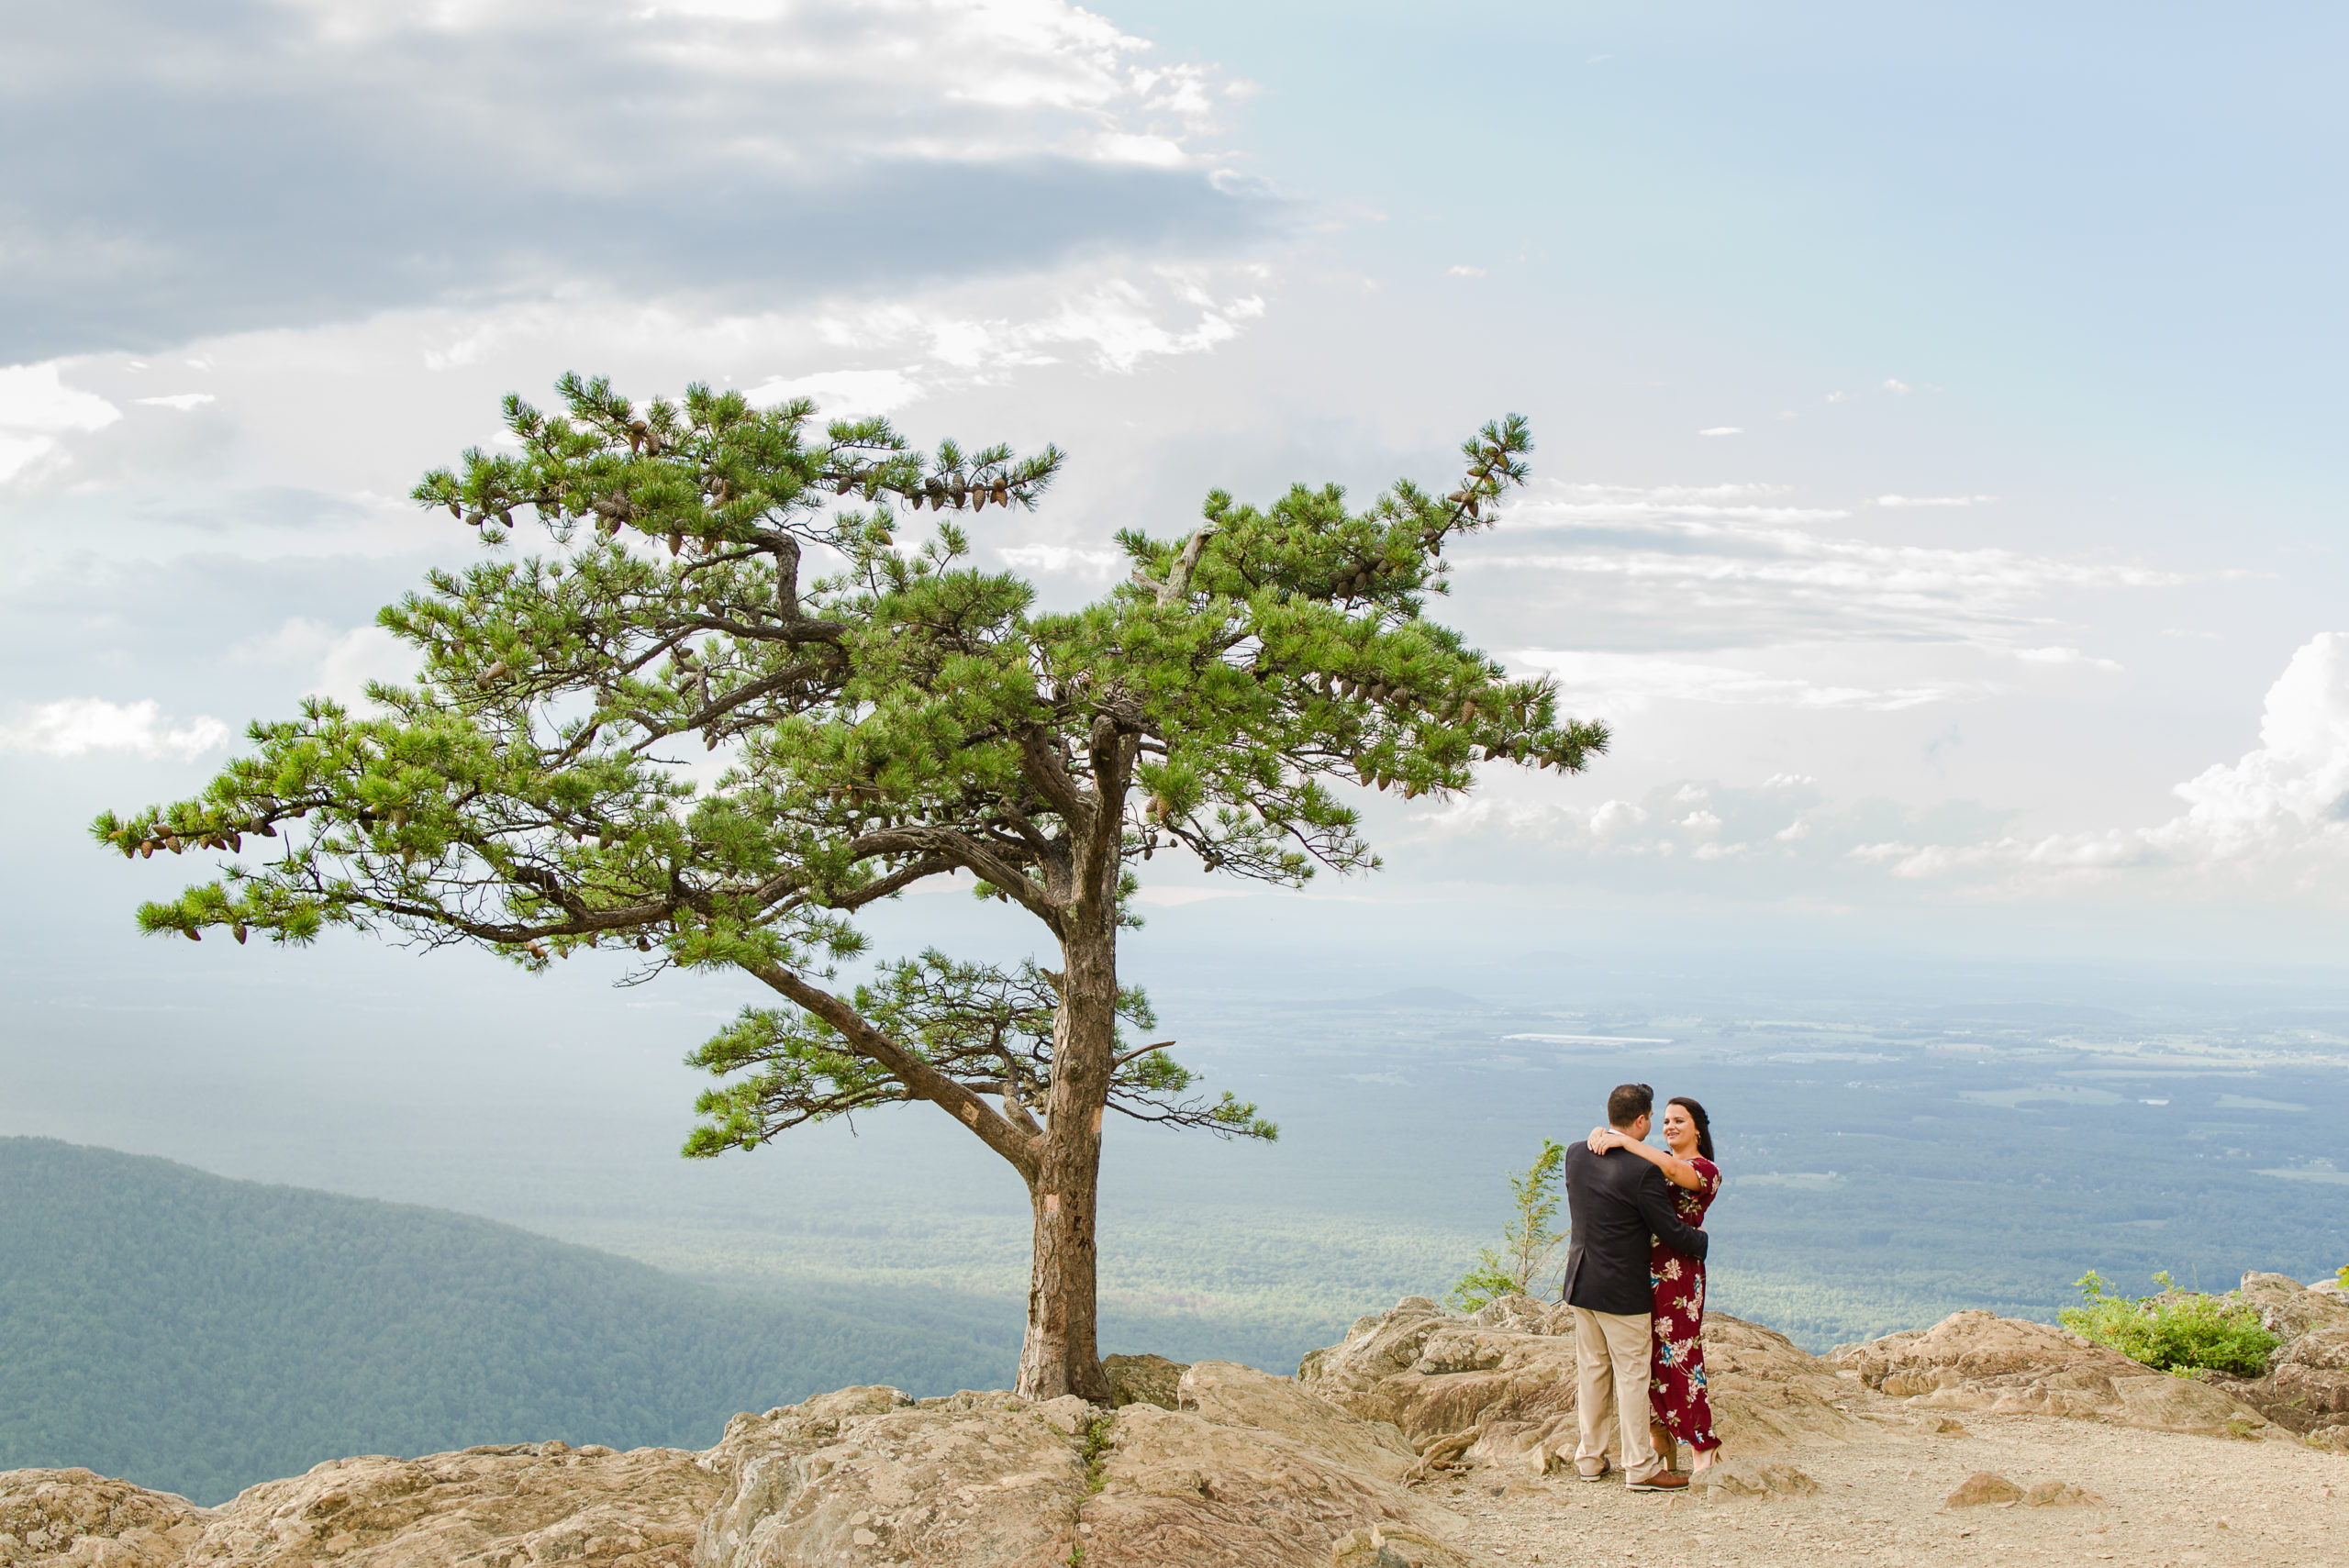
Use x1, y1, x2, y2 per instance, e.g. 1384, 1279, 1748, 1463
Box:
1587, 1095, 1721, 1473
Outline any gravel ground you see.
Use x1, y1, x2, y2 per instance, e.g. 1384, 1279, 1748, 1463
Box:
1421, 1410, 2347, 1567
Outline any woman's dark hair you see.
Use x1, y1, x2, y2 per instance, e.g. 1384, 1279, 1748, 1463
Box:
1667, 1095, 1715, 1162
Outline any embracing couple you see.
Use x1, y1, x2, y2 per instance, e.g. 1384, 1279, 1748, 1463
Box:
1560, 1082, 1721, 1492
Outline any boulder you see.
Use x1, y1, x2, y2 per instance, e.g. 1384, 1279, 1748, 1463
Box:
693, 1364, 1496, 1567
1295, 1298, 1452, 1429
1687, 1460, 1819, 1502
1175, 1363, 1414, 1483
0, 1470, 209, 1568
1296, 1299, 1867, 1469
1082, 1402, 1495, 1567
2210, 1273, 2349, 1434
1831, 1310, 2277, 1436
184, 1440, 720, 1568
696, 1388, 1087, 1568
1943, 1473, 2021, 1508
1102, 1355, 1188, 1412
2237, 1272, 2349, 1342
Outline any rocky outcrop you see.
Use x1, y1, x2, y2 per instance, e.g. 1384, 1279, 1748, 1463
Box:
17, 1276, 2345, 1567
2215, 1272, 2349, 1440
678, 1366, 1489, 1568
1296, 1293, 1868, 1472
1832, 1307, 2277, 1436
696, 1386, 1089, 1568
1833, 1272, 2349, 1444
1, 1444, 721, 1568
5, 1366, 1494, 1568
1083, 1398, 1482, 1566
1, 1470, 209, 1568
197, 1440, 721, 1568
1176, 1362, 1416, 1484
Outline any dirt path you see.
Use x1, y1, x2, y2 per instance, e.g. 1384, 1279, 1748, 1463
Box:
1427, 1409, 2346, 1566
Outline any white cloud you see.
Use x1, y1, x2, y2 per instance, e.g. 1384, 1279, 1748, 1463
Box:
1475, 478, 2195, 657
1496, 479, 1850, 527
1851, 633, 2349, 891
816, 275, 1265, 378
0, 361, 121, 482
1131, 885, 1250, 906
745, 369, 928, 418
1588, 800, 1648, 837
1698, 426, 1743, 437
1873, 494, 1996, 507
2011, 645, 2124, 673
1882, 378, 1911, 395
1446, 265, 1487, 278
1511, 650, 1976, 714
7, 1, 1264, 361
2155, 632, 2349, 861
232, 618, 417, 706
997, 543, 1125, 578
0, 698, 229, 759
133, 393, 217, 410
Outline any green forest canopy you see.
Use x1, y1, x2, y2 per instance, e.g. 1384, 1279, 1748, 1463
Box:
0, 1138, 1009, 1505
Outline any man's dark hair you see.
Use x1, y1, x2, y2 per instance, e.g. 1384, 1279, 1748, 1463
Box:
1607, 1082, 1653, 1129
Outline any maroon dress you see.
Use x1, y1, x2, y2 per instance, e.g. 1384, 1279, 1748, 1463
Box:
1648, 1155, 1720, 1451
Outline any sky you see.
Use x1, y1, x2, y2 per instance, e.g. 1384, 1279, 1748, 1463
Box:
6, 0, 2349, 1002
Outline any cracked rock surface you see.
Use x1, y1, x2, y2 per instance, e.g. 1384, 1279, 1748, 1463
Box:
10, 1275, 2346, 1567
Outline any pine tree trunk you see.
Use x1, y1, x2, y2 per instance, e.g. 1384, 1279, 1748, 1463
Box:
1014, 925, 1116, 1403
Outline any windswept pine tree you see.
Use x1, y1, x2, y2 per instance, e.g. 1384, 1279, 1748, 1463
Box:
95, 377, 1606, 1399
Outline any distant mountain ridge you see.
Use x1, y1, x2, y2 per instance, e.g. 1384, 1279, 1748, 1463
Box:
0, 1138, 1011, 1504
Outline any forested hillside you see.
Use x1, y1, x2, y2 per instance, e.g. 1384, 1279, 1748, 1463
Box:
0, 1139, 1012, 1505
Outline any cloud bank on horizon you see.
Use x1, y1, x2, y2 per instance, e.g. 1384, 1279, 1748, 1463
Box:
4, 0, 2346, 948
1400, 630, 2349, 903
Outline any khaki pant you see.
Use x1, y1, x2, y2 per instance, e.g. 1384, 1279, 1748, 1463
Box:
1571, 1306, 1660, 1484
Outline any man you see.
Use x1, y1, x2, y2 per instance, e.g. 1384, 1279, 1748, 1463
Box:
1560, 1082, 1711, 1491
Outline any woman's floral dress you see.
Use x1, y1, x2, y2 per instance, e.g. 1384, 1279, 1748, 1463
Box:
1648, 1155, 1721, 1452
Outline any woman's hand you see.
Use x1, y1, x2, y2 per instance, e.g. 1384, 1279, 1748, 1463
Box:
1587, 1126, 1629, 1154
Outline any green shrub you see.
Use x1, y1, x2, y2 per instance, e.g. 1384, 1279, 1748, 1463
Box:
2060, 1271, 2280, 1378
1450, 1140, 1567, 1311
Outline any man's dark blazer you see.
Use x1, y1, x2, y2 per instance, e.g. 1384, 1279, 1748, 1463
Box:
1559, 1140, 1711, 1317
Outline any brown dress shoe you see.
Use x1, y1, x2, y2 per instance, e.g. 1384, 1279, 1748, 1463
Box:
1626, 1470, 1690, 1491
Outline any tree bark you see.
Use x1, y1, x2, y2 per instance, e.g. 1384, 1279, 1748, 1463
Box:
1014, 924, 1117, 1402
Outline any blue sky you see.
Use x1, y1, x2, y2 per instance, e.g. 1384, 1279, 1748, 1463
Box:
5, 0, 2348, 975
